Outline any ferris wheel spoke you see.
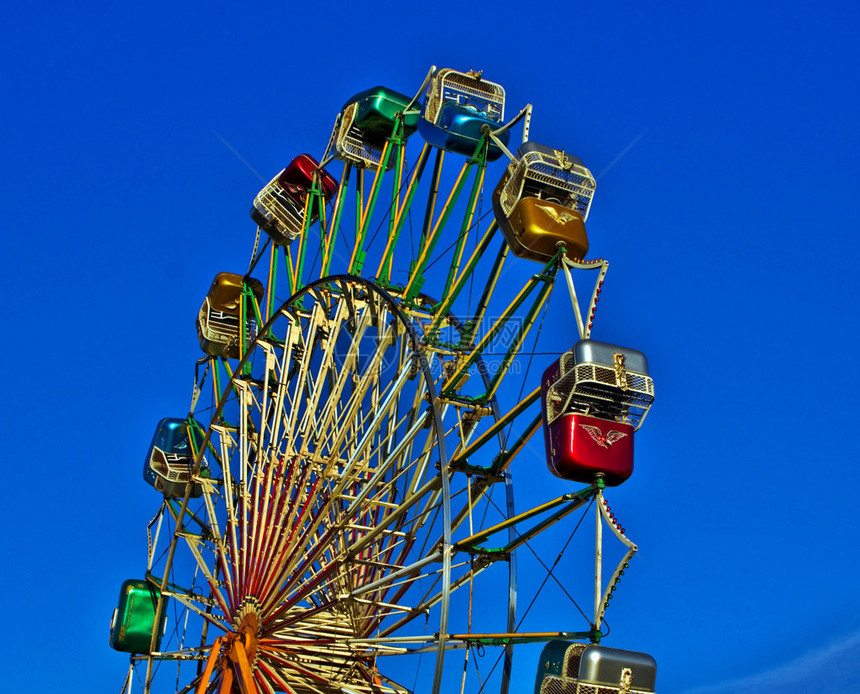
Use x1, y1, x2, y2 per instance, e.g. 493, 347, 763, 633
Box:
260, 462, 440, 624
246, 457, 299, 599
252, 667, 277, 694
345, 471, 442, 559
253, 342, 277, 460
294, 300, 350, 440
376, 558, 492, 640
255, 364, 293, 460
345, 550, 443, 602
315, 329, 396, 462
177, 532, 231, 617
265, 565, 341, 626
246, 466, 277, 599
262, 461, 321, 577
249, 502, 327, 613
360, 563, 445, 638
339, 409, 426, 519
236, 457, 283, 597
326, 362, 411, 501
255, 459, 314, 575
246, 470, 269, 599
163, 590, 231, 634
257, 514, 339, 617
248, 453, 300, 550
260, 322, 297, 459
259, 653, 342, 694
233, 382, 256, 594
255, 659, 303, 694
251, 345, 291, 523
249, 443, 300, 577
299, 328, 367, 454
212, 429, 243, 610
356, 534, 417, 592
258, 532, 325, 614
280, 309, 320, 453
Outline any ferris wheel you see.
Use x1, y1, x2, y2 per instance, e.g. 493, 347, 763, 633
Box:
111, 66, 658, 694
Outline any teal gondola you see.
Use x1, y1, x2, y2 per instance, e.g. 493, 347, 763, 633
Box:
143, 418, 206, 498
418, 68, 510, 160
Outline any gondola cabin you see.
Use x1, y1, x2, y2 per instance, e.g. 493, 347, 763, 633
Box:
109, 579, 168, 653
197, 272, 265, 359
535, 641, 657, 694
143, 418, 206, 498
251, 154, 338, 246
418, 68, 510, 160
333, 86, 419, 169
493, 142, 596, 262
542, 340, 654, 485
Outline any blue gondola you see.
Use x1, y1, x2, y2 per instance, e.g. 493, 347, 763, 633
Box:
143, 418, 206, 498
418, 68, 510, 161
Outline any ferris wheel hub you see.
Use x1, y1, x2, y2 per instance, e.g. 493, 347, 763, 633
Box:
233, 596, 262, 628
230, 597, 261, 663
232, 613, 260, 666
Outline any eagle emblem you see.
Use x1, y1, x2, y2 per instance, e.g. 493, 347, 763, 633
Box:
536, 204, 579, 225
579, 423, 628, 449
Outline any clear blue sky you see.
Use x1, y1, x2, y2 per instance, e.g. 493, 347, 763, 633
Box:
2, 2, 859, 692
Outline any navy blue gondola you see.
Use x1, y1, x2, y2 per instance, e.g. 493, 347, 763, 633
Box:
418, 68, 510, 161
143, 418, 206, 499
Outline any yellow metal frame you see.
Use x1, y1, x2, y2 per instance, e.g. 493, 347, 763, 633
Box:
450, 387, 540, 467
455, 484, 598, 554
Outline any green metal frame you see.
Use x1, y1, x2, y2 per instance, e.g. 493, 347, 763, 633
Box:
376, 143, 432, 287
403, 133, 490, 303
